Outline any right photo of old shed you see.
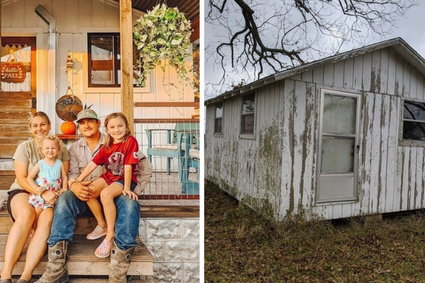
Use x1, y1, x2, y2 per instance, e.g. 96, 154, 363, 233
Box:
205, 37, 425, 221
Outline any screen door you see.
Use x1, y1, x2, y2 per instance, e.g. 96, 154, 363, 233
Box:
317, 90, 360, 203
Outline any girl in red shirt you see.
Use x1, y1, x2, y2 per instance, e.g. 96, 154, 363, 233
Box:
73, 112, 139, 258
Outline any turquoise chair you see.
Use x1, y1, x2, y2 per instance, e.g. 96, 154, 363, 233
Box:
146, 123, 199, 176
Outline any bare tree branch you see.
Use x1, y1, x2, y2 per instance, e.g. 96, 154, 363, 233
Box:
206, 0, 414, 92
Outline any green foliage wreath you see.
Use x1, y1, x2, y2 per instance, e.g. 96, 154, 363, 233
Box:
133, 4, 192, 87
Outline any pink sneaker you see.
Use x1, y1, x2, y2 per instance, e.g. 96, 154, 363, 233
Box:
86, 225, 107, 240
95, 238, 112, 258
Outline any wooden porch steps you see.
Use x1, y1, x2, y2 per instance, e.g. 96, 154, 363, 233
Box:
0, 235, 153, 276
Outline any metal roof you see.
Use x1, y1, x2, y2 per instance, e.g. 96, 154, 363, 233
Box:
205, 38, 425, 105
115, 0, 199, 21
1, 0, 199, 22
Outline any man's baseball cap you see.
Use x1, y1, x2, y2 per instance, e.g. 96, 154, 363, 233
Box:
76, 109, 99, 123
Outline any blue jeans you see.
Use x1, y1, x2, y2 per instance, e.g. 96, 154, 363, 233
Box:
48, 190, 140, 250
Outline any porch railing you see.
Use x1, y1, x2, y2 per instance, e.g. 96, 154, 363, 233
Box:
133, 102, 199, 206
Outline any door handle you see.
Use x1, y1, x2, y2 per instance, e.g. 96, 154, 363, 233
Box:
356, 145, 360, 154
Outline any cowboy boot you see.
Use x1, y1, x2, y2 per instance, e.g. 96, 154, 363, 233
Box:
109, 241, 136, 283
35, 241, 69, 283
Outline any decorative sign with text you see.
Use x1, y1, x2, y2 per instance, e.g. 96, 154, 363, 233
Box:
0, 62, 26, 83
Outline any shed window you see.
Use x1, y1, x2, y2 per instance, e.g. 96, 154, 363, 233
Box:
214, 103, 223, 133
241, 93, 255, 135
88, 33, 141, 87
403, 100, 425, 141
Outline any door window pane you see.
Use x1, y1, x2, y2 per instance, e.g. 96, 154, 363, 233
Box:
321, 137, 354, 173
323, 94, 356, 135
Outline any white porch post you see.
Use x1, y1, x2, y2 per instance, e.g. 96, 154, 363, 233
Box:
120, 0, 134, 134
35, 5, 57, 131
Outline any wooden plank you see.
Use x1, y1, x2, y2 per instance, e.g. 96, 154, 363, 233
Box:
1, 100, 31, 107
402, 61, 411, 97
0, 111, 31, 120
369, 94, 381, 213
0, 145, 18, 159
410, 68, 418, 100
343, 57, 354, 89
301, 70, 313, 82
362, 52, 372, 92
0, 92, 31, 99
134, 118, 199, 124
378, 95, 389, 213
333, 61, 344, 88
353, 55, 363, 91
386, 96, 399, 212
301, 83, 315, 210
134, 102, 200, 107
279, 79, 294, 217
0, 124, 29, 131
380, 48, 389, 94
141, 206, 199, 217
401, 147, 410, 210
360, 93, 374, 214
323, 63, 334, 86
190, 16, 200, 42
0, 235, 153, 276
394, 54, 403, 96
394, 147, 403, 211
409, 147, 416, 210
415, 148, 423, 209
120, 0, 134, 134
312, 66, 324, 85
371, 50, 380, 93
387, 49, 396, 95
292, 81, 306, 213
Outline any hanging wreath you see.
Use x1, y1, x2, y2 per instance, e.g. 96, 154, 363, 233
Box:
133, 4, 192, 87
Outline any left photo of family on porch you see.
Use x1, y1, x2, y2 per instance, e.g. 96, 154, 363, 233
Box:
0, 0, 200, 282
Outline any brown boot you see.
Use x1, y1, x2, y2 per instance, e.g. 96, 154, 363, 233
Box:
109, 241, 136, 283
35, 241, 69, 283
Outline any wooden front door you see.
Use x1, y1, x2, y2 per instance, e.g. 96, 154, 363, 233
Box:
0, 37, 36, 158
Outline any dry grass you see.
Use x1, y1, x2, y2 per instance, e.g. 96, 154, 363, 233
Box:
205, 182, 425, 282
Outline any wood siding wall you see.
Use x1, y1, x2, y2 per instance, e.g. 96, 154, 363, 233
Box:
205, 46, 425, 220
2, 0, 196, 136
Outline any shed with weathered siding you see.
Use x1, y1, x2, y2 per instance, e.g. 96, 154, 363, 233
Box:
205, 38, 425, 220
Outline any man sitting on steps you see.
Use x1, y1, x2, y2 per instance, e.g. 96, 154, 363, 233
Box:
36, 109, 151, 283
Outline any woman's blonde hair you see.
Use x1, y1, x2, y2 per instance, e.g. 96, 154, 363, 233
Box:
29, 111, 51, 127
39, 135, 61, 157
104, 112, 131, 148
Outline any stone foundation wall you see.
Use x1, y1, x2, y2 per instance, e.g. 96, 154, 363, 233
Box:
139, 218, 200, 282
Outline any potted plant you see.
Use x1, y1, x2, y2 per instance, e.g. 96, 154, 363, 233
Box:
133, 4, 192, 88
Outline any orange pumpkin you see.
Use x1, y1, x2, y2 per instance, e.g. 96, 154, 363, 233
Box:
60, 121, 76, 135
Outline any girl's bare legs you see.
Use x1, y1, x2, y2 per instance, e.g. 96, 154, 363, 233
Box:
20, 207, 54, 281
100, 183, 123, 242
0, 193, 35, 280
86, 178, 108, 228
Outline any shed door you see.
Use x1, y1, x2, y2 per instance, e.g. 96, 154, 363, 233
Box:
317, 90, 360, 203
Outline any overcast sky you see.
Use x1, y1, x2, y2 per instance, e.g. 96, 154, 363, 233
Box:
204, 0, 425, 99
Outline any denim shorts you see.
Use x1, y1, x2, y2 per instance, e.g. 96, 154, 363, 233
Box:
114, 180, 137, 191
7, 189, 29, 222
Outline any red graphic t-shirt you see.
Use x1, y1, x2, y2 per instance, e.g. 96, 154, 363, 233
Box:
92, 136, 139, 185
